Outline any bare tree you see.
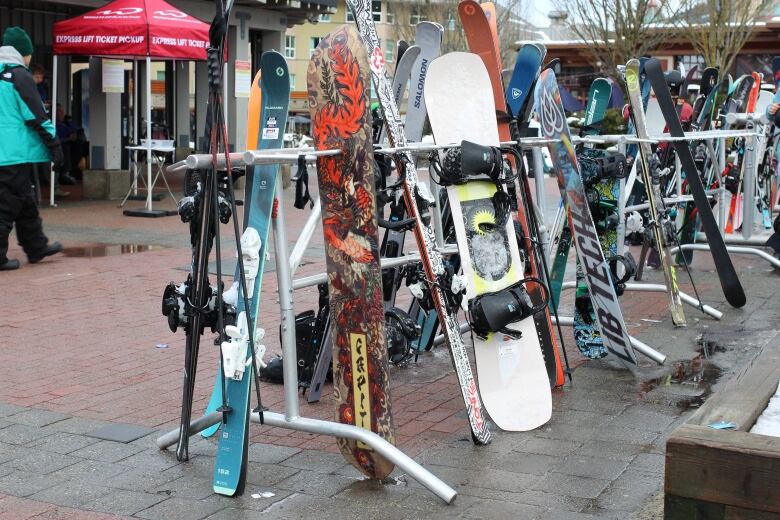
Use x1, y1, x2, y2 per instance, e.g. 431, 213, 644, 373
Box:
386, 0, 526, 63
676, 0, 772, 73
555, 0, 681, 78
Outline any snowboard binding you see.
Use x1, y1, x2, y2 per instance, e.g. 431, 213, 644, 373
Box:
431, 140, 519, 232
385, 307, 421, 366
468, 278, 548, 340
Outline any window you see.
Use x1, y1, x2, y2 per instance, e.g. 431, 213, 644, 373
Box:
309, 37, 321, 57
284, 36, 295, 59
385, 40, 394, 63
347, 1, 380, 22
289, 74, 295, 91
386, 11, 395, 24
410, 5, 426, 25
318, 13, 330, 22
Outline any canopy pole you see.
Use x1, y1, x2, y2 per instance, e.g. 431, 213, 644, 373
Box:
50, 55, 58, 207
146, 55, 153, 212
134, 62, 138, 144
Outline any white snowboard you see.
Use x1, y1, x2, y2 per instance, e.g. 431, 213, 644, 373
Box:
645, 96, 665, 136
425, 52, 552, 431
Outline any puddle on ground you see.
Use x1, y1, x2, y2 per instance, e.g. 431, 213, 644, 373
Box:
639, 336, 724, 410
62, 243, 163, 257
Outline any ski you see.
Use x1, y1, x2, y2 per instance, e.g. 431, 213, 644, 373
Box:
426, 51, 552, 431
645, 58, 746, 308
346, 0, 492, 444
200, 69, 264, 439
625, 59, 686, 327
212, 51, 289, 496
308, 25, 395, 477
535, 69, 637, 367
404, 22, 443, 142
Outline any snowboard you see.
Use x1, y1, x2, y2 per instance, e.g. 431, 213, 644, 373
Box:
461, 0, 565, 388
625, 59, 686, 327
535, 69, 638, 368
346, 0, 492, 444
426, 52, 552, 431
212, 52, 289, 496
308, 24, 395, 477
201, 70, 264, 439
570, 79, 621, 359
646, 58, 746, 309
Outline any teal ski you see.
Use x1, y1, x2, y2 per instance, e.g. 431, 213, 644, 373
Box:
212, 52, 289, 496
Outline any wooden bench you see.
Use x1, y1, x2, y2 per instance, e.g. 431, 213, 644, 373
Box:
665, 334, 780, 519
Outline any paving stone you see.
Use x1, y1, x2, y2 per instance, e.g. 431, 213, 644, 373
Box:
457, 497, 545, 520
278, 450, 348, 474
82, 488, 166, 516
406, 464, 536, 494
0, 443, 34, 464
48, 459, 129, 484
574, 439, 645, 461
531, 472, 611, 499
534, 423, 598, 443
607, 407, 678, 433
334, 480, 445, 513
536, 509, 623, 520
6, 450, 80, 475
630, 453, 666, 475
0, 404, 27, 417
554, 454, 630, 481
611, 468, 663, 495
515, 437, 581, 457
42, 417, 112, 436
0, 424, 54, 445
246, 442, 301, 465
8, 409, 69, 428
514, 490, 591, 513
244, 461, 300, 486
120, 448, 183, 472
86, 423, 156, 443
499, 452, 560, 476
28, 432, 101, 455
205, 488, 294, 512
152, 477, 215, 500
594, 482, 655, 513
29, 482, 112, 508
102, 467, 184, 493
134, 497, 224, 520
275, 470, 358, 497
203, 508, 266, 520
69, 439, 145, 463
258, 492, 413, 520
0, 469, 65, 497
589, 424, 660, 446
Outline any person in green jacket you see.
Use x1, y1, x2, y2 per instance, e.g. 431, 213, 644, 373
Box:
0, 27, 63, 270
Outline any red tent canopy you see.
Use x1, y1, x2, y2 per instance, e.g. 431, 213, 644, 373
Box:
53, 0, 210, 60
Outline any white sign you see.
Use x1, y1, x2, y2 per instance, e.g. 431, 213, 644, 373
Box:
102, 59, 125, 93
235, 60, 251, 98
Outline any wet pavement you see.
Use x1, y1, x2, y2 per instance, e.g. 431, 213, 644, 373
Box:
1, 175, 779, 519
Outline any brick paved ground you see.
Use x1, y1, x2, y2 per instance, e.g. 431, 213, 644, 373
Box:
0, 174, 778, 519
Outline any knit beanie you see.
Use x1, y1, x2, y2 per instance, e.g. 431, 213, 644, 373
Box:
2, 27, 33, 57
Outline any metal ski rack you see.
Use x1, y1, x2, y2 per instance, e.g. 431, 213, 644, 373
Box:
157, 155, 457, 504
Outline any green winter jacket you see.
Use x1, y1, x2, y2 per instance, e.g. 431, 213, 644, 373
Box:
0, 46, 57, 166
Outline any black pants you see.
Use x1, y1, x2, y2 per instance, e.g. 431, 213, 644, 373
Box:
0, 163, 49, 263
